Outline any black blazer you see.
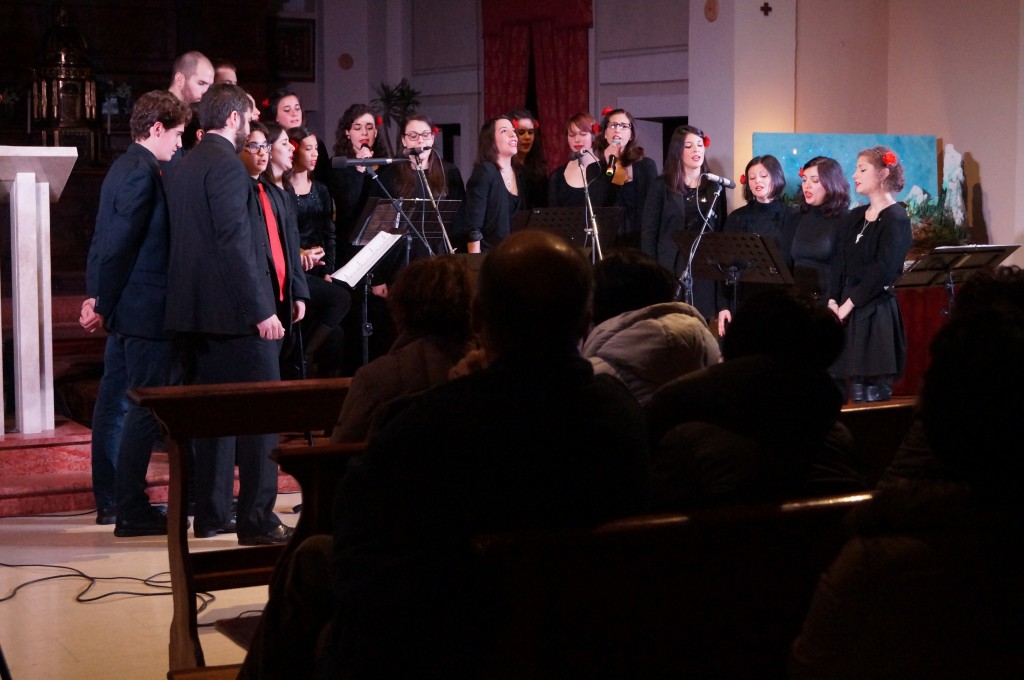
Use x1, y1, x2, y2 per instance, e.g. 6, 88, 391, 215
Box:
255, 177, 310, 329
463, 161, 525, 251
165, 133, 277, 335
87, 142, 171, 340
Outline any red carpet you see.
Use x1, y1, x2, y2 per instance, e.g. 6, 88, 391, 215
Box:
0, 418, 300, 517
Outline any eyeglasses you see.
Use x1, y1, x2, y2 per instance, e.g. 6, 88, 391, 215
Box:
608, 122, 633, 131
515, 129, 534, 137
244, 142, 271, 153
404, 131, 434, 142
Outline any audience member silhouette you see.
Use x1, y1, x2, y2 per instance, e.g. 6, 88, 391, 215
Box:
331, 255, 475, 442
239, 230, 650, 679
646, 287, 865, 510
791, 265, 1024, 678
582, 248, 720, 405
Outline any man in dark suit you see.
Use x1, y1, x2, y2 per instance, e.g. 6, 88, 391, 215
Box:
166, 83, 307, 545
80, 90, 192, 534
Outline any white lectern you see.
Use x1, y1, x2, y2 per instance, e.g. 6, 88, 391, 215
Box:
0, 145, 77, 435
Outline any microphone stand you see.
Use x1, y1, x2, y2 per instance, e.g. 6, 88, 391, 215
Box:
411, 150, 455, 255
676, 183, 724, 305
578, 150, 603, 264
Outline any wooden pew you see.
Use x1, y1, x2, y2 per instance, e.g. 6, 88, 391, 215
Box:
129, 378, 355, 673
471, 492, 873, 679
838, 397, 917, 485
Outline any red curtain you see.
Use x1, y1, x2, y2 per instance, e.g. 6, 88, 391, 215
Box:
893, 287, 950, 397
481, 0, 593, 173
531, 20, 590, 173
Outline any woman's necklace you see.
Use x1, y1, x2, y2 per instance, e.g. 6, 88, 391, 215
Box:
855, 217, 874, 244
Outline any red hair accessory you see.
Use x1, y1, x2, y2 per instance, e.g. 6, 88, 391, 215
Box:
591, 122, 600, 134
702, 135, 711, 148
512, 118, 520, 130
375, 115, 383, 127
289, 140, 299, 152
882, 151, 898, 166
739, 175, 747, 185
261, 98, 269, 108
601, 106, 614, 117
798, 168, 805, 179
432, 126, 440, 136
534, 119, 540, 130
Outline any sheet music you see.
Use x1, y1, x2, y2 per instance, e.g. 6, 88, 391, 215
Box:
332, 230, 403, 287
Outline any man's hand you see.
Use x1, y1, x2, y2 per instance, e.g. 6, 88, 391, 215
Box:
257, 314, 286, 340
80, 298, 103, 333
292, 299, 306, 323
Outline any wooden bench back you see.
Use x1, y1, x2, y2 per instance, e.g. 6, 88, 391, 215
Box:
129, 378, 355, 672
472, 492, 872, 679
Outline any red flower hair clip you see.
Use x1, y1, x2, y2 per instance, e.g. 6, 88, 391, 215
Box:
882, 151, 898, 166
739, 175, 747, 185
601, 106, 614, 117
261, 98, 269, 108
798, 168, 805, 179
289, 140, 299, 152
512, 118, 520, 131
702, 135, 711, 148
375, 115, 383, 127
432, 126, 440, 136
591, 122, 601, 134
534, 119, 540, 130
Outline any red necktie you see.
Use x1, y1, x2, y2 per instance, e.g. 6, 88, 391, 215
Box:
256, 182, 287, 302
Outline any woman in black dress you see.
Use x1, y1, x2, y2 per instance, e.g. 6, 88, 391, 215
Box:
641, 125, 727, 321
792, 156, 849, 302
716, 154, 797, 335
464, 115, 524, 253
594, 108, 658, 249
328, 104, 386, 271
371, 113, 467, 283
287, 125, 351, 374
828, 146, 912, 403
548, 112, 612, 208
509, 109, 548, 208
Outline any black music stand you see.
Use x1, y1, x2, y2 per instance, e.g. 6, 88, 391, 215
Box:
671, 231, 794, 313
895, 243, 1020, 316
391, 197, 461, 262
513, 206, 623, 254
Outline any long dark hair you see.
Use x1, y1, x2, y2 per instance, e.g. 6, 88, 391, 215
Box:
662, 125, 709, 193
476, 115, 513, 165
796, 156, 851, 217
262, 121, 292, 188
594, 108, 644, 167
507, 108, 547, 181
741, 155, 786, 203
390, 113, 448, 198
333, 103, 385, 157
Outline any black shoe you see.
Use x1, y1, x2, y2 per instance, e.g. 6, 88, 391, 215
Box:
114, 507, 168, 537
96, 507, 117, 526
194, 517, 238, 538
865, 385, 893, 402
238, 524, 294, 546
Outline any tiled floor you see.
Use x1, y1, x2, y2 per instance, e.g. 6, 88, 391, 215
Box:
0, 494, 301, 680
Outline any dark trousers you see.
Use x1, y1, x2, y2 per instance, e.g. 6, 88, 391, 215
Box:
114, 334, 174, 519
90, 335, 128, 512
184, 333, 282, 535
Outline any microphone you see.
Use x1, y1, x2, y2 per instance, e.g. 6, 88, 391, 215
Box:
606, 136, 621, 177
569, 151, 585, 161
332, 156, 410, 169
405, 146, 432, 156
605, 156, 618, 177
702, 172, 736, 189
